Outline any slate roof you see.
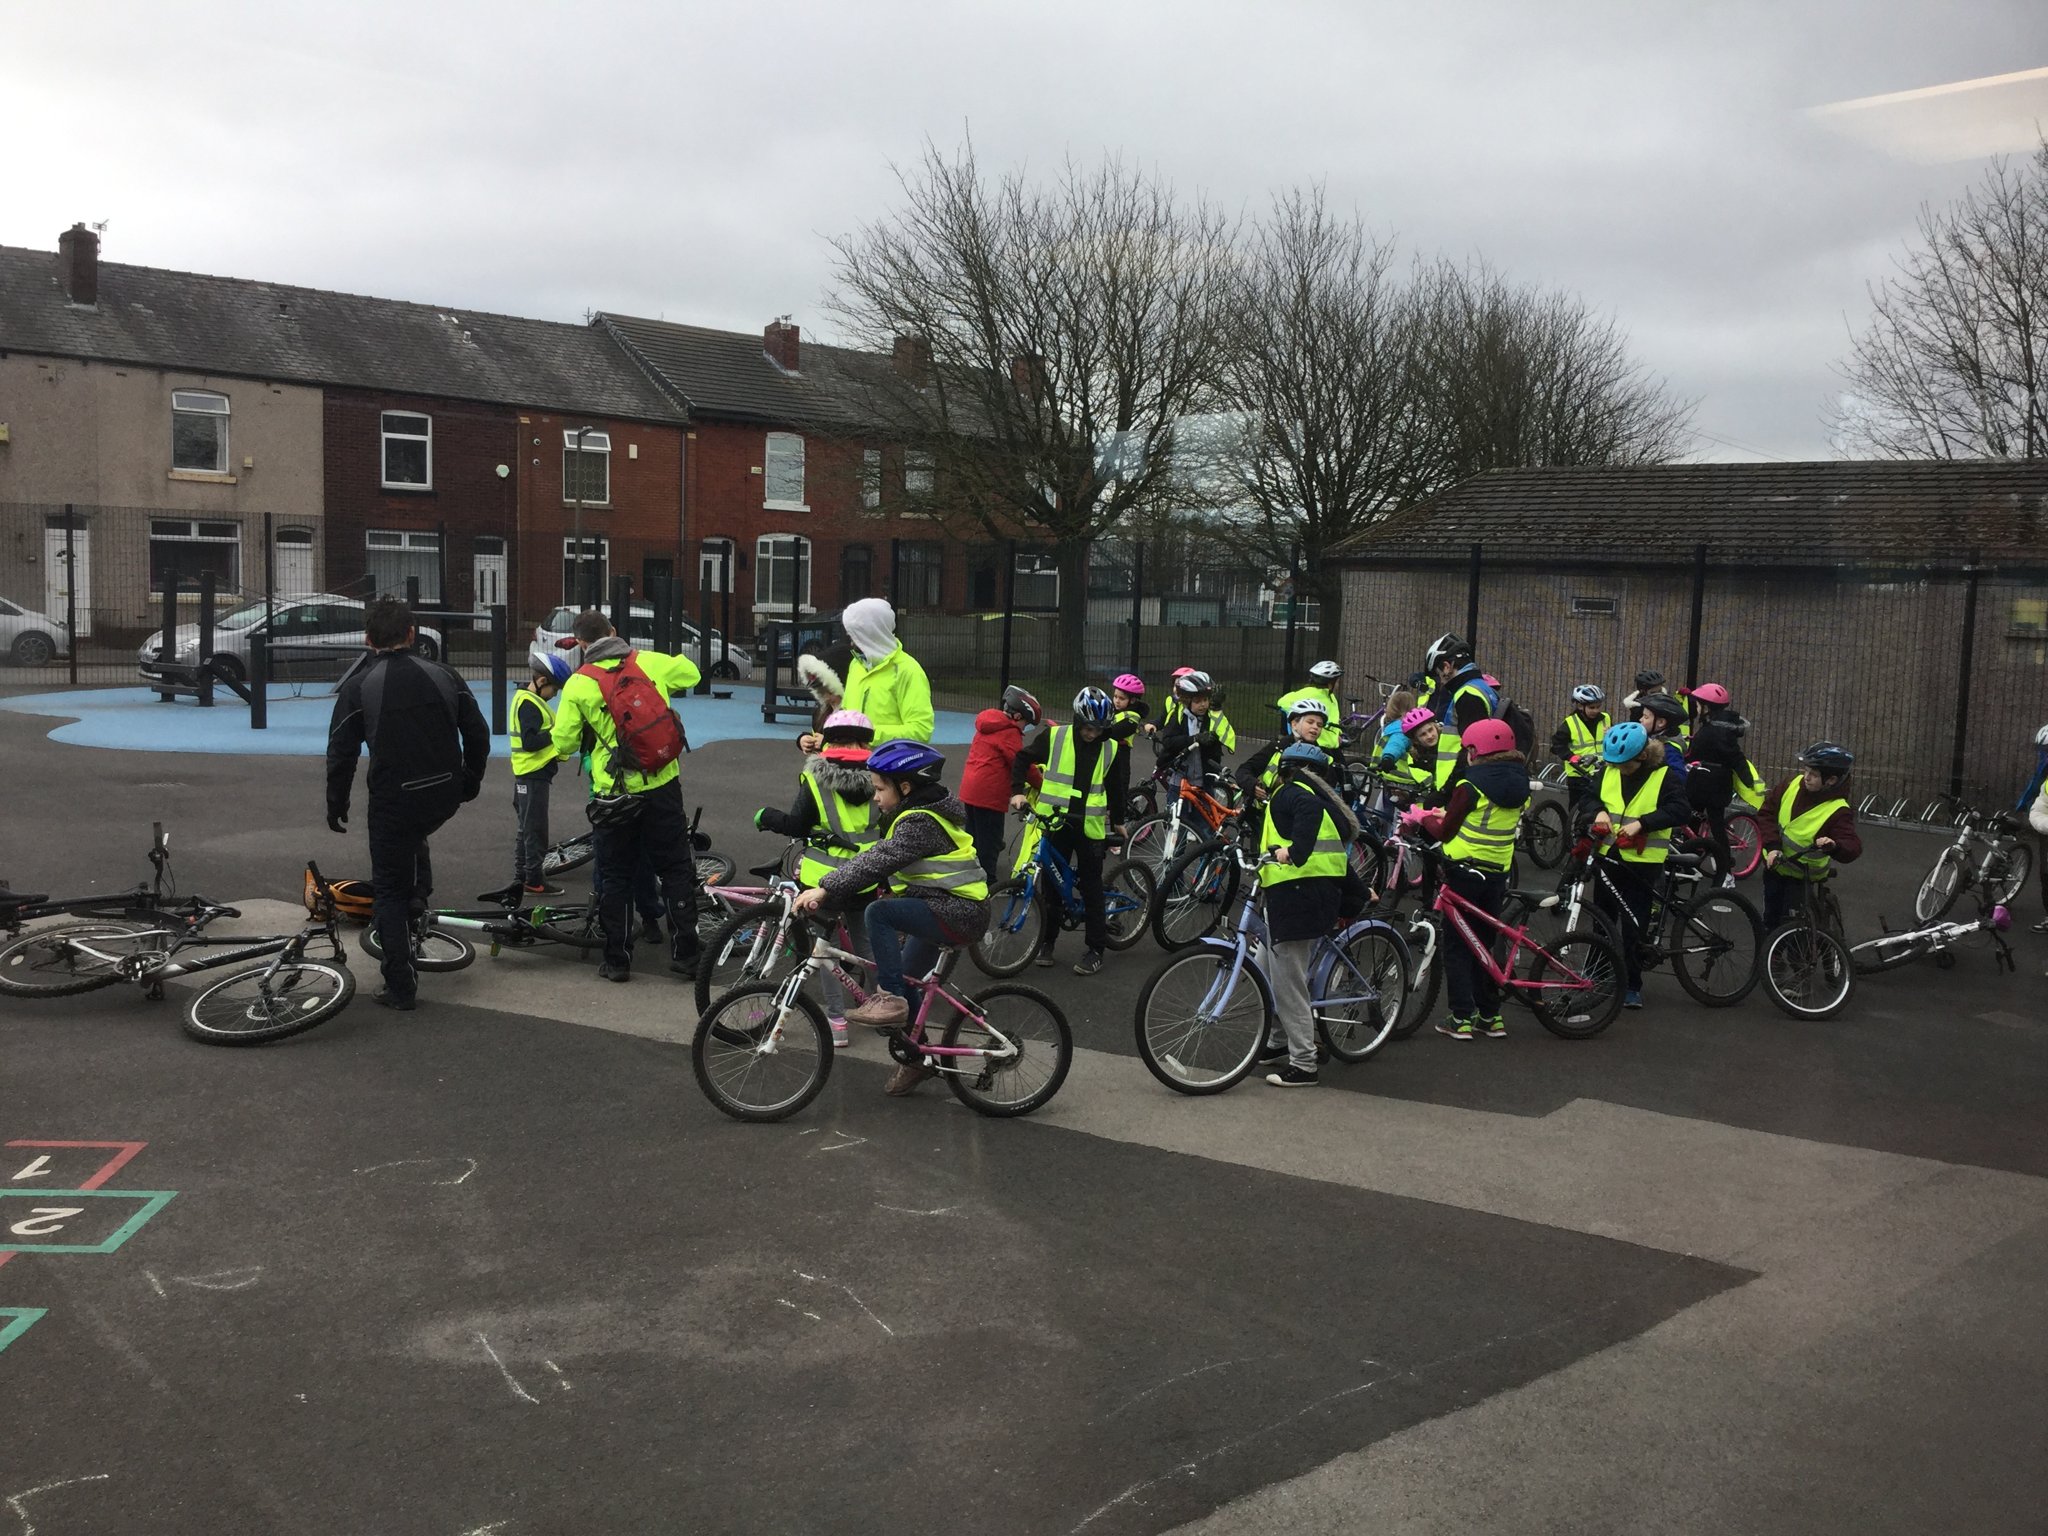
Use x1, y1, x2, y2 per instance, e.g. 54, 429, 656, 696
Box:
0, 244, 682, 423
597, 312, 887, 430
1333, 462, 2048, 566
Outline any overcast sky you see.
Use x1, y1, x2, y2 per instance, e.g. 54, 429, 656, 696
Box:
6, 1, 2045, 461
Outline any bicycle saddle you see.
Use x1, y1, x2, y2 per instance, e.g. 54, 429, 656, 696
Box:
1666, 852, 1703, 869
748, 861, 781, 878
476, 884, 526, 908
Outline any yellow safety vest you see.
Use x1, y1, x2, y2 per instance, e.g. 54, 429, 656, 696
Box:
1257, 788, 1347, 885
1186, 708, 1237, 753
1734, 758, 1765, 809
1563, 711, 1608, 778
1599, 765, 1673, 864
1038, 724, 1117, 840
891, 808, 990, 900
510, 687, 559, 777
1443, 783, 1526, 870
1438, 679, 1494, 755
797, 774, 878, 887
1775, 781, 1848, 880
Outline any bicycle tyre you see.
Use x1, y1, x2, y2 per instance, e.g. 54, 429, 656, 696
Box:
1389, 907, 1441, 1040
1102, 860, 1155, 951
534, 905, 606, 952
692, 981, 833, 1122
359, 926, 476, 973
970, 876, 1046, 978
542, 834, 594, 877
1121, 813, 1170, 873
1989, 842, 2032, 907
0, 920, 164, 998
1850, 930, 1925, 975
1726, 812, 1763, 879
1524, 801, 1570, 871
1348, 835, 1386, 896
695, 902, 799, 1013
1761, 923, 1855, 1019
1670, 887, 1764, 1007
1912, 846, 1966, 923
1316, 920, 1409, 1063
1133, 944, 1272, 1094
1150, 840, 1239, 949
1520, 928, 1626, 1039
696, 851, 736, 889
944, 984, 1073, 1117
182, 958, 354, 1045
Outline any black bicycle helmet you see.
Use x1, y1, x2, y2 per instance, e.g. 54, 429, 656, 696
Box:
1796, 741, 1855, 775
1637, 691, 1688, 725
1633, 669, 1666, 692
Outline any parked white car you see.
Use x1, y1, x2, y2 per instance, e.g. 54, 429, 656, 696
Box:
139, 594, 444, 691
533, 604, 752, 681
0, 598, 72, 666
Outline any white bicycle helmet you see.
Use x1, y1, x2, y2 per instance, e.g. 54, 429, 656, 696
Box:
1571, 683, 1606, 705
1286, 695, 1329, 722
1308, 659, 1342, 683
2037, 723, 2048, 748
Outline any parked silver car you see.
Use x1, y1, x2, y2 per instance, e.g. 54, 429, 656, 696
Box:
0, 597, 73, 666
139, 594, 444, 691
533, 604, 752, 680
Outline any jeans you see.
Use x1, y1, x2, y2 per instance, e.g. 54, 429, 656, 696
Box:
590, 776, 702, 969
367, 798, 453, 999
1596, 860, 1656, 990
1442, 862, 1506, 1018
1042, 826, 1107, 952
512, 773, 552, 887
865, 896, 951, 1003
1263, 936, 1321, 1070
964, 803, 1008, 882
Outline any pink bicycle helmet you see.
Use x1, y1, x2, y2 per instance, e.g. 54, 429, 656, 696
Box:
1691, 682, 1731, 706
1171, 666, 1196, 680
821, 709, 874, 740
1112, 672, 1145, 696
1463, 718, 1517, 757
1399, 706, 1436, 733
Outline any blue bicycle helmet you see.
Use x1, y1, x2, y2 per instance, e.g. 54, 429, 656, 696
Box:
528, 645, 572, 687
867, 738, 948, 782
1072, 686, 1114, 726
1279, 741, 1333, 772
1601, 721, 1648, 764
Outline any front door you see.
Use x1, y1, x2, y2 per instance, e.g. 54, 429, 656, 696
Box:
474, 539, 508, 609
274, 527, 315, 594
42, 522, 92, 639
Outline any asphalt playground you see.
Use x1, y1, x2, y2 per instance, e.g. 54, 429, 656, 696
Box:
2, 707, 2046, 1535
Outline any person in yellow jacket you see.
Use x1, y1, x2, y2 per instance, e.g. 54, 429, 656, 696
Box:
549, 609, 703, 982
1272, 660, 1345, 751
838, 598, 934, 744
511, 647, 570, 895
1255, 742, 1364, 1085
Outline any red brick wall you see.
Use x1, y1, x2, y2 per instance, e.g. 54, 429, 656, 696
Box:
513, 411, 685, 625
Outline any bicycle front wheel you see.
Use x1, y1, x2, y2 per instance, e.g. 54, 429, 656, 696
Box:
0, 920, 163, 998
1523, 801, 1570, 871
534, 904, 605, 952
1762, 924, 1855, 1019
1317, 921, 1409, 1062
692, 982, 833, 1122
1913, 846, 1966, 923
1726, 812, 1762, 879
359, 926, 475, 972
1989, 842, 2032, 907
1151, 840, 1239, 949
696, 851, 736, 889
1389, 908, 1442, 1040
944, 984, 1073, 1117
1133, 945, 1270, 1093
1520, 929, 1625, 1039
971, 876, 1047, 978
542, 834, 594, 877
1120, 814, 1169, 873
182, 958, 354, 1045
1670, 888, 1764, 1006
1102, 860, 1156, 950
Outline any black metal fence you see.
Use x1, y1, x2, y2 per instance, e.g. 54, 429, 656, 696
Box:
1339, 540, 2048, 811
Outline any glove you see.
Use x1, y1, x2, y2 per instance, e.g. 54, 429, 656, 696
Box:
327, 813, 347, 835
461, 774, 482, 804
753, 808, 768, 830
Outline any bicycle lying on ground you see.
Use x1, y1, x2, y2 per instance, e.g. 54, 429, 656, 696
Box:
1850, 887, 2015, 977
540, 803, 738, 889
692, 915, 1072, 1123
0, 821, 188, 956
358, 883, 621, 972
973, 809, 1154, 976
1911, 803, 2032, 923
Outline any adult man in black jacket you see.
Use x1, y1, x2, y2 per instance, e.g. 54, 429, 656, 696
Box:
327, 598, 489, 1009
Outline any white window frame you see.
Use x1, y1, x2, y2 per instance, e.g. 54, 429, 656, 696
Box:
149, 517, 242, 595
562, 429, 612, 506
904, 449, 935, 499
364, 528, 442, 602
170, 389, 230, 473
754, 533, 812, 610
763, 431, 808, 512
861, 447, 883, 513
699, 537, 735, 594
380, 411, 433, 489
562, 535, 610, 607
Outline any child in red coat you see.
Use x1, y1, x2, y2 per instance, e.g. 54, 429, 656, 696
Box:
961, 686, 1041, 878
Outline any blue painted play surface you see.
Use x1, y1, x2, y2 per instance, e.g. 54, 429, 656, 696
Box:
0, 685, 976, 756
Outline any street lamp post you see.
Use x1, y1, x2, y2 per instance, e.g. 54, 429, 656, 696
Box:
571, 424, 597, 608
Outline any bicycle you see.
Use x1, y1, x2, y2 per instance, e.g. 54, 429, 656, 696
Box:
692, 917, 1072, 1122
1912, 804, 2032, 923
358, 882, 643, 972
1132, 856, 1412, 1093
1850, 887, 2015, 977
973, 810, 1155, 977
540, 804, 739, 889
1758, 838, 1855, 1019
1123, 743, 1243, 874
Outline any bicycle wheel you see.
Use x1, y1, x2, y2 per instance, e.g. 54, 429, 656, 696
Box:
1133, 944, 1271, 1093
182, 958, 354, 1045
1347, 835, 1386, 895
1102, 860, 1156, 951
695, 903, 799, 1013
943, 984, 1073, 1116
1912, 846, 1966, 923
359, 925, 475, 973
970, 875, 1046, 978
1389, 909, 1441, 1040
1316, 921, 1409, 1063
1121, 814, 1169, 872
1762, 923, 1855, 1018
0, 919, 163, 998
1523, 801, 1570, 871
1519, 929, 1625, 1039
1850, 929, 1927, 975
1669, 888, 1764, 1006
534, 904, 606, 952
1150, 840, 1239, 949
696, 851, 736, 889
1989, 842, 2032, 907
542, 834, 594, 877
1726, 812, 1763, 879
692, 982, 833, 1122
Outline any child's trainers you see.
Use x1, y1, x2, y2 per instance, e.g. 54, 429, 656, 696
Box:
1482, 1014, 1507, 1038
828, 1014, 850, 1049
1435, 1015, 1476, 1041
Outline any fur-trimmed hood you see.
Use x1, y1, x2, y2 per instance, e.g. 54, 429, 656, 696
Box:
805, 754, 876, 799
797, 653, 845, 707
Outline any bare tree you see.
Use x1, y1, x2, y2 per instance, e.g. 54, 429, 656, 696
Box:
1834, 141, 2048, 460
824, 141, 1237, 670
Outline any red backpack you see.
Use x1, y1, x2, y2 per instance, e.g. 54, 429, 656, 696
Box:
579, 652, 685, 776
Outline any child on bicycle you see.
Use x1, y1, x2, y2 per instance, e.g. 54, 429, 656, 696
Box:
1273, 660, 1345, 751
1634, 691, 1691, 782
960, 686, 1039, 881
1236, 697, 1331, 808
1381, 706, 1455, 804
1683, 683, 1750, 884
1257, 741, 1367, 1085
513, 647, 571, 896
1111, 673, 1151, 737
1589, 721, 1692, 1009
1009, 687, 1127, 977
1408, 719, 1530, 1040
1759, 741, 1862, 931
1551, 684, 1609, 822
793, 739, 990, 1097
1155, 671, 1238, 779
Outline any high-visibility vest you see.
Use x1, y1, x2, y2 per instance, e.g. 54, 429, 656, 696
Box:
1256, 788, 1348, 885
1734, 757, 1765, 809
1775, 780, 1848, 880
1438, 677, 1497, 754
797, 774, 878, 887
891, 808, 991, 900
1186, 709, 1236, 753
1038, 724, 1117, 839
510, 687, 559, 777
1277, 686, 1343, 750
1563, 711, 1609, 778
1599, 765, 1673, 864
1443, 783, 1526, 870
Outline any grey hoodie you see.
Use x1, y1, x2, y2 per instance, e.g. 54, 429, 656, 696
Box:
841, 597, 899, 663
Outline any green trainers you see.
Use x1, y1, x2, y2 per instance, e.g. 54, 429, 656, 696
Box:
1435, 1015, 1476, 1041
1482, 1014, 1507, 1038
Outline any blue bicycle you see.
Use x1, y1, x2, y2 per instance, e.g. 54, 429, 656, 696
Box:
972, 809, 1157, 977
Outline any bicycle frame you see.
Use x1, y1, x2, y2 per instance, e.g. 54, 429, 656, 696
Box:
1427, 858, 1595, 999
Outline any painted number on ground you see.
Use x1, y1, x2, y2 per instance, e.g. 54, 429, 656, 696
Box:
0, 1190, 176, 1254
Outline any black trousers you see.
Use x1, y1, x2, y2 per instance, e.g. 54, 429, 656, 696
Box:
368, 797, 454, 998
591, 776, 702, 969
1595, 859, 1657, 990
964, 803, 1008, 882
1042, 825, 1107, 952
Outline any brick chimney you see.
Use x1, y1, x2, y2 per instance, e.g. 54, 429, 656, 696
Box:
892, 334, 931, 384
56, 223, 99, 307
764, 318, 800, 372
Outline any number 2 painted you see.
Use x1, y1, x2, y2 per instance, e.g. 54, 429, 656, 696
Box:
8, 1208, 85, 1238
